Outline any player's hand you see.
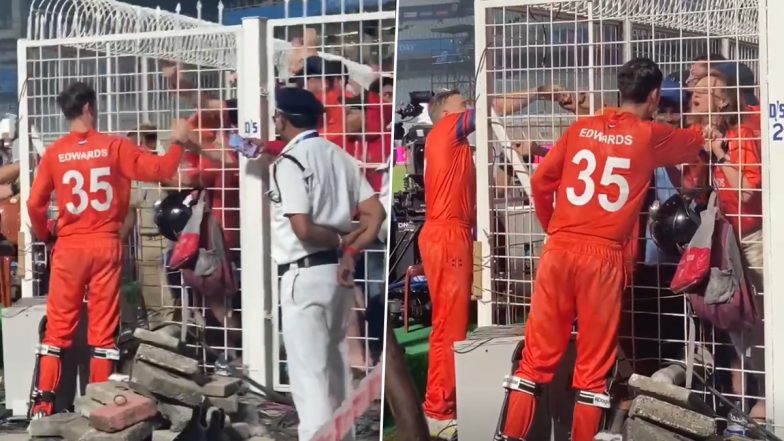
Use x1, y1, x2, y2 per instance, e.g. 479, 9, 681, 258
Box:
337, 252, 356, 288
702, 125, 725, 155
162, 64, 181, 80
536, 84, 567, 101
557, 92, 588, 113
171, 119, 191, 144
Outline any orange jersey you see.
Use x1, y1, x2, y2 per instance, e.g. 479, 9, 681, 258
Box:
713, 125, 762, 236
532, 110, 704, 244
28, 129, 184, 240
423, 110, 476, 226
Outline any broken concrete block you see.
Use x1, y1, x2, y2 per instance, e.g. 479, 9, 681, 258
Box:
249, 425, 268, 437
89, 392, 158, 433
75, 395, 104, 419
202, 376, 242, 397
159, 401, 193, 432
152, 430, 180, 441
236, 396, 263, 426
85, 381, 138, 405
133, 328, 181, 352
60, 416, 93, 441
593, 431, 623, 440
629, 374, 715, 416
230, 422, 251, 439
28, 412, 83, 437
208, 394, 240, 414
248, 437, 275, 441
135, 343, 199, 376
629, 395, 716, 438
132, 361, 203, 406
81, 421, 154, 441
624, 417, 694, 441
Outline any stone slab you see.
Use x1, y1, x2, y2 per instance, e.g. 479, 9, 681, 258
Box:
131, 361, 203, 407
28, 413, 83, 437
159, 402, 193, 432
629, 374, 715, 417
629, 395, 716, 438
624, 417, 695, 441
132, 328, 181, 352
89, 393, 157, 433
135, 343, 199, 376
208, 395, 239, 414
75, 396, 105, 419
202, 376, 242, 397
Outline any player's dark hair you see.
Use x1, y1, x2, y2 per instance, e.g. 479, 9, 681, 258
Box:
429, 89, 462, 121
693, 53, 727, 63
617, 58, 663, 104
57, 82, 97, 120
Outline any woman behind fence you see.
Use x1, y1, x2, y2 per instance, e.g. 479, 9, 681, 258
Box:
688, 68, 765, 421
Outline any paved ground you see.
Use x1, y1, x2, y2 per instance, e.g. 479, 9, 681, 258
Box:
0, 433, 28, 440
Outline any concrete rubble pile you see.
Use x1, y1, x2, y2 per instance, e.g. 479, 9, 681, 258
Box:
595, 373, 757, 441
27, 328, 274, 441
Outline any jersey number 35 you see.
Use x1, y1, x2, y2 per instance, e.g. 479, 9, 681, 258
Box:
63, 167, 114, 215
565, 149, 630, 213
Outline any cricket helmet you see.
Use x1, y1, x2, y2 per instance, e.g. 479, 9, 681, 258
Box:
648, 193, 703, 255
154, 190, 195, 242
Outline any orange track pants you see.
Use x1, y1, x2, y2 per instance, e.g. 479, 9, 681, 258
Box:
419, 222, 473, 421
38, 236, 123, 397
501, 233, 625, 441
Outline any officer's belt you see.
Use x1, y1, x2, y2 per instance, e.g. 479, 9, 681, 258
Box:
278, 249, 340, 274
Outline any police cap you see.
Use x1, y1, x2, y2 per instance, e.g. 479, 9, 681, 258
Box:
276, 86, 325, 119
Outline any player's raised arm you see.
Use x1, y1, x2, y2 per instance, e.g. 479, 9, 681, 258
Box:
650, 121, 705, 167
116, 120, 190, 182
27, 151, 55, 241
530, 129, 569, 230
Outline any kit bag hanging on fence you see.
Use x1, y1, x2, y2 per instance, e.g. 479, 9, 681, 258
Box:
670, 191, 758, 332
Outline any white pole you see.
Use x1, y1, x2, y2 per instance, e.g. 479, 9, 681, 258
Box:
238, 17, 273, 393
759, 0, 784, 432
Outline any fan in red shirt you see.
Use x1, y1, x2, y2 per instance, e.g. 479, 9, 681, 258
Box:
27, 82, 190, 417
162, 66, 243, 366
292, 56, 351, 149
495, 58, 705, 441
684, 70, 765, 420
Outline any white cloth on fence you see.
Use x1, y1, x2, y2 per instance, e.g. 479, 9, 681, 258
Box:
273, 39, 380, 91
280, 262, 355, 441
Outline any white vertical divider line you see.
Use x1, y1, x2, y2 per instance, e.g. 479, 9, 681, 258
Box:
238, 17, 273, 393
759, 0, 784, 432
17, 39, 33, 299
475, 3, 493, 327
265, 20, 286, 393
378, 0, 401, 429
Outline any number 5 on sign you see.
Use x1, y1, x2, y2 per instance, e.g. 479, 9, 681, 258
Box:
63, 167, 114, 215
243, 120, 259, 136
565, 149, 630, 212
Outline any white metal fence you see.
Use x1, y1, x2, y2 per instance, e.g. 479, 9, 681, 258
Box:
17, 0, 395, 400
473, 0, 784, 430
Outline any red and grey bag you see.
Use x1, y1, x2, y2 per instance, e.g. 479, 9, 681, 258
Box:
168, 190, 205, 270
671, 191, 759, 332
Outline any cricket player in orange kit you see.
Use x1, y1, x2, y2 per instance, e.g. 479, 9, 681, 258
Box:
26, 82, 189, 417
419, 89, 476, 439
495, 58, 706, 441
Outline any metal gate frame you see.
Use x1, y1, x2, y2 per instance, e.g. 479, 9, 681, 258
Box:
263, 10, 396, 392
473, 0, 784, 432
15, 21, 281, 392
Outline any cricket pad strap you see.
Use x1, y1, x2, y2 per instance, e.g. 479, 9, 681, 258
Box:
502, 375, 541, 397
92, 347, 120, 360
576, 390, 611, 409
36, 344, 62, 358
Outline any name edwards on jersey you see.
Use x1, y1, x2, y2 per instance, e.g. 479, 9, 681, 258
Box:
578, 128, 634, 146
58, 148, 110, 163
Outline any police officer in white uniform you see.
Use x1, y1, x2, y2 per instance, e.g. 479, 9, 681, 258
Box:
268, 87, 386, 441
